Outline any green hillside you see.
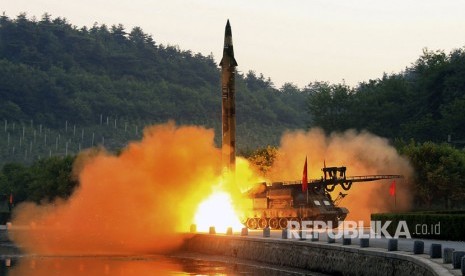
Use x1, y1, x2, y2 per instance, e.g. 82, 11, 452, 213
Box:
307, 49, 465, 143
0, 13, 308, 164
1, 13, 464, 167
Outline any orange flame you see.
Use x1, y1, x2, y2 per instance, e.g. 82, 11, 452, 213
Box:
9, 124, 412, 255
194, 190, 244, 233
193, 157, 264, 233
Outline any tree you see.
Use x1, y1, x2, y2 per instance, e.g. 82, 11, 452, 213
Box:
306, 82, 353, 132
245, 70, 274, 90
0, 156, 77, 204
400, 141, 465, 209
246, 146, 278, 176
1, 163, 31, 203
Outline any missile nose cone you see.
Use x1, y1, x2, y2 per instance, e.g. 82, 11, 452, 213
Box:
220, 20, 237, 67
225, 19, 232, 36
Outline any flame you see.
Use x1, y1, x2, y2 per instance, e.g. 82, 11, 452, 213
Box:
9, 123, 263, 255
9, 122, 223, 255
194, 190, 244, 233
193, 158, 264, 233
8, 122, 412, 255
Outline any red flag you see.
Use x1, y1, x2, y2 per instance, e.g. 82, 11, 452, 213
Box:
9, 193, 13, 204
302, 156, 308, 192
389, 180, 396, 196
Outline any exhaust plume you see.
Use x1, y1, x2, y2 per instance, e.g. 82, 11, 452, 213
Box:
9, 124, 412, 255
10, 122, 222, 255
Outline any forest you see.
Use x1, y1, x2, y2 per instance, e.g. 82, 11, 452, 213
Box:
0, 13, 464, 210
0, 12, 307, 162
306, 48, 465, 143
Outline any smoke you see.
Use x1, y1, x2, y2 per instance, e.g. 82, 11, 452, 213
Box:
268, 128, 413, 221
10, 122, 222, 255
9, 124, 412, 255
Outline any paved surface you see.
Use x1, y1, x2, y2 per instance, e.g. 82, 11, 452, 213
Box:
196, 228, 465, 275
240, 228, 465, 253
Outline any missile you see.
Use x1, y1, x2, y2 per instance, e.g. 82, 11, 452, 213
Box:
220, 20, 237, 175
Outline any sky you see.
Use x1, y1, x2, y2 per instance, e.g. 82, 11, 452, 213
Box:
3, 0, 465, 88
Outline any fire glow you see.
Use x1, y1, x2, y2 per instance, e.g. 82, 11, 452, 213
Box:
9, 124, 412, 255
194, 190, 244, 233
9, 123, 223, 255
193, 157, 263, 233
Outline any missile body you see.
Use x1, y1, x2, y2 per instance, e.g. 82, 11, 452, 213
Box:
220, 20, 238, 175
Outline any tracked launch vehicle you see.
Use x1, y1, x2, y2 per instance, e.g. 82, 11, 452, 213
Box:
242, 166, 402, 229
